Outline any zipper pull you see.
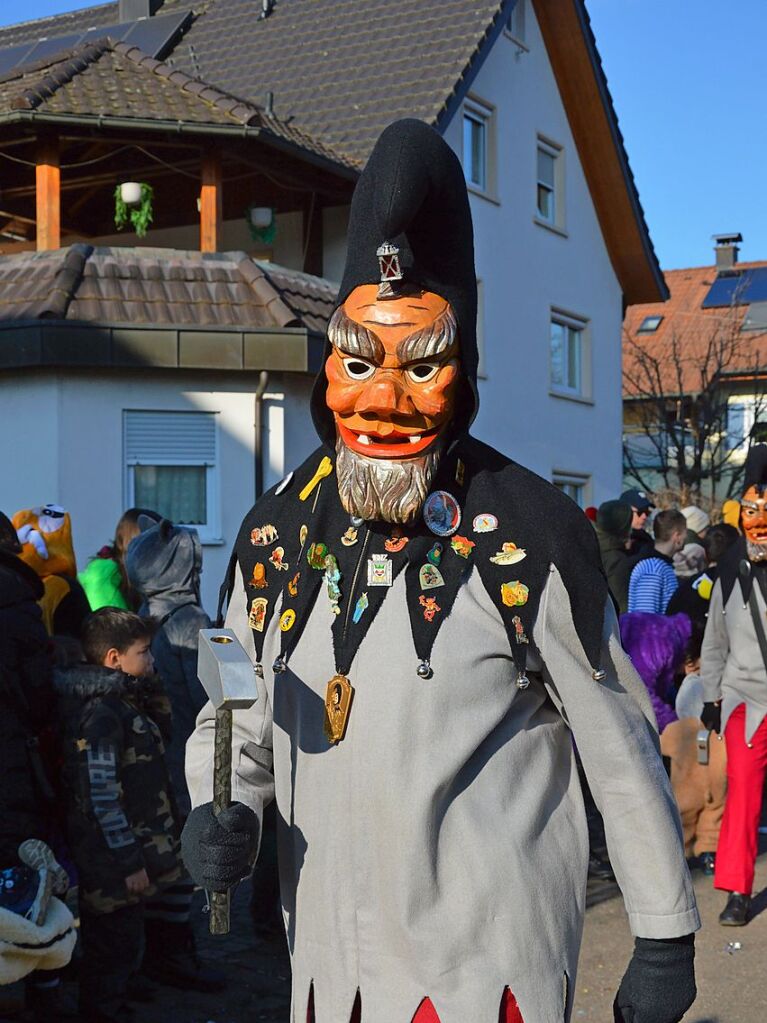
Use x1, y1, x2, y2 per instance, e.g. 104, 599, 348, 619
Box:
299, 456, 333, 502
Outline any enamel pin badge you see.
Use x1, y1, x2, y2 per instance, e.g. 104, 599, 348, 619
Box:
450, 535, 475, 559
419, 564, 444, 590
248, 563, 267, 590
423, 491, 461, 537
473, 513, 498, 533
384, 528, 409, 553
250, 524, 279, 547
501, 581, 529, 607
427, 542, 443, 566
419, 595, 441, 621
248, 597, 268, 632
352, 592, 369, 623
269, 546, 289, 571
368, 553, 393, 586
490, 542, 527, 566
341, 526, 359, 547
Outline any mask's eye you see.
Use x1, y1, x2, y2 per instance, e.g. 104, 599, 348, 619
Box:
406, 362, 440, 383
343, 358, 375, 381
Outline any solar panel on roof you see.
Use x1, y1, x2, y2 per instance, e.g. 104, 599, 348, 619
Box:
0, 42, 36, 76
23, 34, 83, 63
702, 267, 767, 308
0, 10, 191, 75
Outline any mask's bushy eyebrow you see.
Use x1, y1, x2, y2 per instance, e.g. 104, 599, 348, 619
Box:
328, 306, 385, 362
396, 305, 457, 363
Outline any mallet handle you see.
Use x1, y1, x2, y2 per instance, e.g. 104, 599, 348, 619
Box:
209, 705, 232, 935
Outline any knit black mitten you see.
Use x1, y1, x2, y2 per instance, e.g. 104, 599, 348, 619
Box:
613, 935, 695, 1023
700, 701, 721, 735
181, 801, 260, 892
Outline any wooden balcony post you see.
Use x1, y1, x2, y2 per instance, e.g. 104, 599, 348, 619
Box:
36, 136, 60, 251
200, 150, 222, 253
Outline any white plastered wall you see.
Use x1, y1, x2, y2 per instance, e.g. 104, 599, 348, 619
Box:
441, 5, 625, 504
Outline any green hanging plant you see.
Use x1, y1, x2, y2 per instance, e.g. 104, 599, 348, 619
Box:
245, 203, 276, 244
114, 182, 154, 238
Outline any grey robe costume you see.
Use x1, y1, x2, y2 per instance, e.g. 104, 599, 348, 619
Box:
700, 575, 767, 742
186, 562, 698, 1022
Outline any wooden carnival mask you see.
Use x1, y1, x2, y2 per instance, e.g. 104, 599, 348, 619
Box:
325, 284, 460, 459
325, 285, 461, 524
741, 485, 767, 551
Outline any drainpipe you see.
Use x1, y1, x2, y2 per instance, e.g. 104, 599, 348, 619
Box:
254, 371, 269, 501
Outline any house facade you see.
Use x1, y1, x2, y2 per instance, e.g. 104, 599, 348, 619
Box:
623, 233, 767, 507
0, 0, 665, 612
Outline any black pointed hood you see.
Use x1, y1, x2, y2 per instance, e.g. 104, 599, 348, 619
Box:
744, 444, 767, 492
311, 118, 478, 446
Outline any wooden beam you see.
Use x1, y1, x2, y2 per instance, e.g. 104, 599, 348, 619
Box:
199, 150, 222, 253
35, 136, 60, 251
302, 192, 323, 276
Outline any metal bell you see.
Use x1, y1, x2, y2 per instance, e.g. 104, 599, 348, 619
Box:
350, 515, 364, 528
254, 663, 264, 678
516, 673, 531, 691
592, 668, 607, 682
416, 659, 433, 679
272, 656, 287, 674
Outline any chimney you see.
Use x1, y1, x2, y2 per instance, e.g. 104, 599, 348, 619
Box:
119, 0, 163, 20
713, 232, 742, 271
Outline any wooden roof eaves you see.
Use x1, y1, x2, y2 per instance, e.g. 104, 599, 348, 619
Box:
532, 0, 668, 305
0, 109, 359, 182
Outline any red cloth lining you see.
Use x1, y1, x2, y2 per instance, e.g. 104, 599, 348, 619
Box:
306, 985, 524, 1022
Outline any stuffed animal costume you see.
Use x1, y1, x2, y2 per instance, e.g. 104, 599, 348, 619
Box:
185, 121, 698, 1023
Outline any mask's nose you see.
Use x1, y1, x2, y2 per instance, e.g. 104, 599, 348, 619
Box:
354, 372, 414, 419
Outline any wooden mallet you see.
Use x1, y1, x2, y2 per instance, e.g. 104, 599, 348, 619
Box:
197, 628, 259, 934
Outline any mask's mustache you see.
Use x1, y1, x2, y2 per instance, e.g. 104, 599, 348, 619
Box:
335, 436, 444, 525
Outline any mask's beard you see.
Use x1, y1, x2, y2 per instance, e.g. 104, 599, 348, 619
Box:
747, 539, 767, 562
335, 436, 444, 525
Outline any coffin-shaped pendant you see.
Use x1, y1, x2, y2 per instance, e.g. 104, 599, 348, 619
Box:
324, 674, 354, 744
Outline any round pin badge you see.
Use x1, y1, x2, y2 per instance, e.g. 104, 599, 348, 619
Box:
279, 609, 297, 632
275, 471, 294, 495
423, 490, 461, 537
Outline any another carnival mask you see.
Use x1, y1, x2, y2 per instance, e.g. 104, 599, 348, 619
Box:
325, 284, 460, 524
742, 485, 767, 562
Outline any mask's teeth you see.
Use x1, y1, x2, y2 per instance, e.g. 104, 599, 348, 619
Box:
408, 435, 422, 444
357, 434, 371, 446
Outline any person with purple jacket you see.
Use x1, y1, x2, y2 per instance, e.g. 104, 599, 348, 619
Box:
619, 612, 692, 734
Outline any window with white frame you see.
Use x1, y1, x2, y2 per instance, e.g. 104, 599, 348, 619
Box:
124, 410, 221, 542
462, 99, 494, 195
553, 473, 590, 507
536, 137, 563, 228
550, 312, 587, 396
507, 0, 526, 42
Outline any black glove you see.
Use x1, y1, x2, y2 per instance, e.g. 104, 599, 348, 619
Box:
181, 801, 260, 892
701, 701, 721, 735
613, 935, 695, 1023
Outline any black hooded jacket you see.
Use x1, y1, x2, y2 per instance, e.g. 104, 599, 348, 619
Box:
0, 550, 55, 863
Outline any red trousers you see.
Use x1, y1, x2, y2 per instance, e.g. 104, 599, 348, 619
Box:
307, 987, 524, 1022
714, 704, 767, 895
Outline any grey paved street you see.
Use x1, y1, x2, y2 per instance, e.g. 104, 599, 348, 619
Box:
136, 852, 767, 1022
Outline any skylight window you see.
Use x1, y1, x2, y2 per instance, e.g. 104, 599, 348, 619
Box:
638, 315, 663, 333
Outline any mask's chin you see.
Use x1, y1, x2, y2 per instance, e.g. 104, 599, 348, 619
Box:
335, 433, 445, 525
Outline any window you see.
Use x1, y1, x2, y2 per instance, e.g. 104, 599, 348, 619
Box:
638, 315, 663, 333
463, 108, 487, 191
553, 473, 589, 507
550, 313, 587, 396
507, 0, 526, 42
124, 410, 221, 542
536, 137, 564, 229
741, 302, 767, 332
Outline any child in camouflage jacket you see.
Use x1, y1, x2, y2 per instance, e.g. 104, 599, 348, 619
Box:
55, 608, 182, 1023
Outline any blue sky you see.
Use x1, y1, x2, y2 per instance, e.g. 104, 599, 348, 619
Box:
3, 0, 766, 271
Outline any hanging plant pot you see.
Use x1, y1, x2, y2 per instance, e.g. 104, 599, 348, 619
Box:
114, 183, 154, 238
245, 203, 276, 244
119, 181, 142, 205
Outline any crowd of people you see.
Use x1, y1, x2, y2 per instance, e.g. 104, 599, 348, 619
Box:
0, 505, 222, 1023
1, 451, 765, 1020
589, 449, 767, 929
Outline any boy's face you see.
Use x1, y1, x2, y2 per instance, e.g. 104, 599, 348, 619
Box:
106, 638, 154, 678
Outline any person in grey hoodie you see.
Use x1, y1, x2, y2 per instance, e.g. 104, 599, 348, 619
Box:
124, 519, 222, 993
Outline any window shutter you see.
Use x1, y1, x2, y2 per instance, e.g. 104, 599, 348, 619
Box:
125, 411, 217, 464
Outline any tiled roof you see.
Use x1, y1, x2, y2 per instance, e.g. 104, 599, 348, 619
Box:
0, 0, 507, 166
0, 36, 357, 171
0, 244, 337, 332
623, 262, 767, 396
0, 3, 120, 49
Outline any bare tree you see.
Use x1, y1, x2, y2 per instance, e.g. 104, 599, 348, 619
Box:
623, 295, 767, 510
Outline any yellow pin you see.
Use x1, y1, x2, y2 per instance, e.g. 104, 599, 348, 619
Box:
299, 456, 333, 502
